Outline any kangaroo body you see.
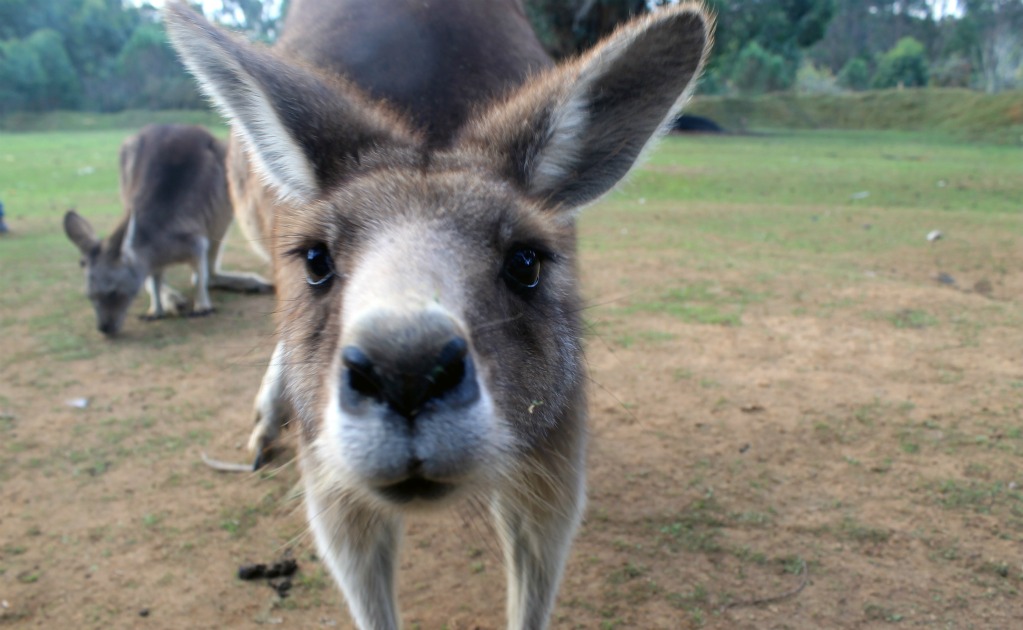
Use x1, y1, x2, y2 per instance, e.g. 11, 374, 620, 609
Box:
166, 1, 712, 627
64, 124, 272, 336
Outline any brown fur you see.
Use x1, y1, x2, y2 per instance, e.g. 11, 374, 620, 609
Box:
165, 2, 713, 628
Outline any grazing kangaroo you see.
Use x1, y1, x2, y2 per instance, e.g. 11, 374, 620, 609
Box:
63, 124, 272, 336
165, 1, 711, 627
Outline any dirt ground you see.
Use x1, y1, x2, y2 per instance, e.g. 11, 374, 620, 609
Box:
1, 195, 1021, 629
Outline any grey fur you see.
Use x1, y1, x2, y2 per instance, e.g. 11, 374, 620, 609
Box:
164, 1, 713, 628
63, 124, 272, 336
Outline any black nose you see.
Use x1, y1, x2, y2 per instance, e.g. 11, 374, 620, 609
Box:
98, 322, 116, 336
341, 336, 477, 418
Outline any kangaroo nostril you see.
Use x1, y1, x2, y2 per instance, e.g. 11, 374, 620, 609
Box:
426, 337, 468, 400
342, 345, 381, 399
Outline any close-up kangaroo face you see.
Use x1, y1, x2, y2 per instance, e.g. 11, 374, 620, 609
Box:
164, 1, 711, 626
274, 164, 584, 505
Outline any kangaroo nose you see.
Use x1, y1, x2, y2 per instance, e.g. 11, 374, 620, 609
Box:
98, 322, 117, 336
341, 334, 477, 418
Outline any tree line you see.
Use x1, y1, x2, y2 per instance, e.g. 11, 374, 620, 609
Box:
1, 0, 1020, 116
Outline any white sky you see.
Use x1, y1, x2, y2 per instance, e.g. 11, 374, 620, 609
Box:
134, 1, 284, 25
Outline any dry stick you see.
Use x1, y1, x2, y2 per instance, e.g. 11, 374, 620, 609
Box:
719, 558, 809, 611
201, 451, 256, 473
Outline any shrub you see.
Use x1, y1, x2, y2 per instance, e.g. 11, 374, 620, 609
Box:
837, 58, 871, 91
796, 60, 840, 94
873, 37, 929, 89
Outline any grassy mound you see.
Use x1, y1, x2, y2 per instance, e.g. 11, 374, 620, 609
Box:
688, 89, 1023, 144
0, 109, 224, 133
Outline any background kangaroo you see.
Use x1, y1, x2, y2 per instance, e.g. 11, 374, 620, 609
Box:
165, 1, 711, 628
63, 124, 272, 336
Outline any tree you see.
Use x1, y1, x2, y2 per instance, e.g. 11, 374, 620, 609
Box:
837, 57, 871, 90
0, 39, 45, 113
731, 41, 791, 93
217, 0, 290, 42
872, 36, 929, 88
809, 1, 938, 76
525, 0, 648, 58
701, 0, 836, 94
956, 0, 1023, 92
24, 28, 81, 109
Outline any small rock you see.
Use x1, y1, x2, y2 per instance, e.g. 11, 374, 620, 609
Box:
139, 608, 150, 618
850, 191, 870, 200
973, 279, 993, 296
926, 230, 943, 242
936, 273, 955, 285
66, 397, 89, 409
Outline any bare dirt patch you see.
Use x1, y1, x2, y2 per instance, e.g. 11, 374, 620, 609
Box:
2, 169, 1021, 629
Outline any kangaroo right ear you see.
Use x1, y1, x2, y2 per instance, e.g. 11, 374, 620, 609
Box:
462, 4, 712, 212
63, 210, 99, 256
162, 2, 420, 204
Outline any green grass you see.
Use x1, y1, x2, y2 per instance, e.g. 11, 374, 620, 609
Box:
1, 115, 1022, 629
610, 130, 1023, 216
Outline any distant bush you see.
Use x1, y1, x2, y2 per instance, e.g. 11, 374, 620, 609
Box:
796, 60, 840, 94
837, 58, 871, 91
731, 42, 792, 94
873, 37, 929, 89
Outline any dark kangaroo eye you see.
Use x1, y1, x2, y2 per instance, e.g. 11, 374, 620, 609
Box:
305, 245, 335, 286
503, 248, 541, 291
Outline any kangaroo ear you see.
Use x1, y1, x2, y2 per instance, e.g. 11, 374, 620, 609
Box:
162, 2, 419, 203
462, 4, 712, 211
64, 210, 99, 256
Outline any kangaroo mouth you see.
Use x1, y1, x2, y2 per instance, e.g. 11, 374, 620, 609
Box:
376, 476, 454, 503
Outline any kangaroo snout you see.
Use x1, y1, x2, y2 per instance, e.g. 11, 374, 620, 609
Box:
340, 312, 480, 419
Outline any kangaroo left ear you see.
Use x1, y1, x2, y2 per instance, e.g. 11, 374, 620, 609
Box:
64, 209, 100, 256
163, 1, 421, 204
461, 4, 713, 211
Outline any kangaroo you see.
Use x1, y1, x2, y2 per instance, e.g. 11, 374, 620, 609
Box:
63, 124, 272, 336
165, 1, 712, 627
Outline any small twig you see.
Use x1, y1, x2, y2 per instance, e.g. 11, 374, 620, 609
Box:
720, 558, 809, 611
200, 452, 254, 472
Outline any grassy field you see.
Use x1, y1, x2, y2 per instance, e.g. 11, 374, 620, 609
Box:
0, 125, 1021, 628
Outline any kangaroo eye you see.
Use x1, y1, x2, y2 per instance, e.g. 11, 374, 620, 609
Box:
503, 248, 541, 291
305, 245, 335, 287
